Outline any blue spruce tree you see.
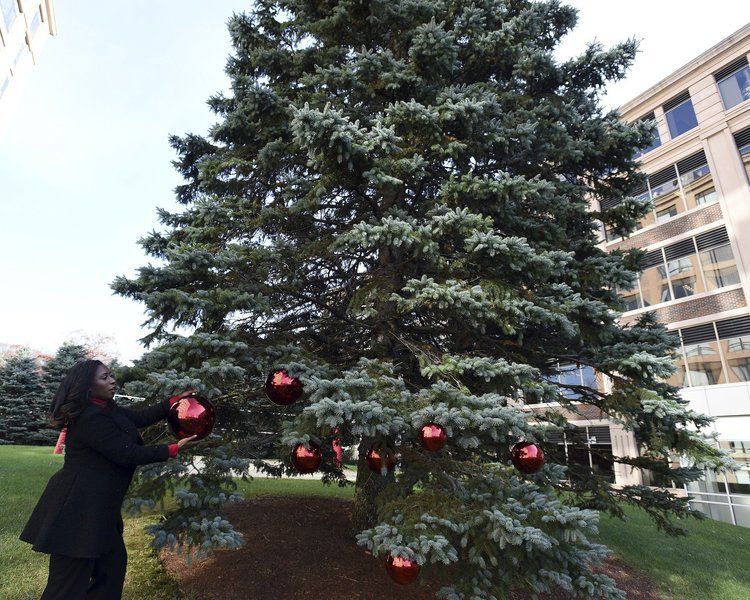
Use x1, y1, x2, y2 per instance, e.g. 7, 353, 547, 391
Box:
113, 1, 729, 596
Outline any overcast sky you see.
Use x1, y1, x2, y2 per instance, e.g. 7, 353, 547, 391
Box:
2, 1, 749, 363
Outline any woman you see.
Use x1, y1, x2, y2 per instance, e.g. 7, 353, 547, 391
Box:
19, 359, 198, 599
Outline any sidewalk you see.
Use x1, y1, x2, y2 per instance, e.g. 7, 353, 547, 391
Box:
189, 457, 357, 481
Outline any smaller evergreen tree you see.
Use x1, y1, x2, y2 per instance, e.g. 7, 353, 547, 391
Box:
41, 342, 89, 398
0, 351, 51, 445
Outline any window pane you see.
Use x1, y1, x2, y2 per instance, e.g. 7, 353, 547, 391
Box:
0, 0, 17, 30
30, 10, 41, 35
666, 345, 688, 388
740, 144, 750, 181
718, 66, 750, 110
649, 170, 679, 200
695, 187, 717, 207
581, 366, 597, 389
558, 364, 582, 399
681, 163, 714, 211
0, 75, 9, 99
668, 254, 705, 298
634, 191, 654, 229
684, 340, 725, 385
640, 262, 670, 306
722, 335, 750, 383
700, 243, 740, 290
641, 127, 661, 155
656, 203, 678, 223
665, 99, 698, 138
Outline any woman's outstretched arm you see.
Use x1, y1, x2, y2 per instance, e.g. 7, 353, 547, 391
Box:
77, 411, 171, 466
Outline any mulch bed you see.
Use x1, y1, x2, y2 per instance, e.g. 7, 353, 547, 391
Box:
160, 497, 661, 599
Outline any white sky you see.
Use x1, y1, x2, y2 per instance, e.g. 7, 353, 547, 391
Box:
1, 1, 749, 363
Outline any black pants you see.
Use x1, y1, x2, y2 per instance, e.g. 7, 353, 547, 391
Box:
40, 535, 127, 600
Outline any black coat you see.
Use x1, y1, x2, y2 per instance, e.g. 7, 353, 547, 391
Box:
20, 399, 173, 558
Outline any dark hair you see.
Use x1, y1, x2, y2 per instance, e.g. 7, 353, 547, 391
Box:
49, 359, 106, 428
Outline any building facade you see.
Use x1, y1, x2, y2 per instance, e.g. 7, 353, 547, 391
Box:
608, 23, 750, 526
0, 0, 56, 134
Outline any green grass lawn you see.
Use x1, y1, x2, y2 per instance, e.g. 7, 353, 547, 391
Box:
2, 445, 749, 600
597, 505, 750, 600
0, 446, 352, 599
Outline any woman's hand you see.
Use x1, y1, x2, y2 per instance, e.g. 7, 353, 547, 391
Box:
176, 435, 200, 451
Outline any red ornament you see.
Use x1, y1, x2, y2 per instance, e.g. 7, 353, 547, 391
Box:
332, 428, 343, 468
510, 441, 545, 474
385, 553, 421, 585
265, 369, 304, 405
419, 423, 447, 451
167, 394, 216, 441
366, 447, 396, 474
291, 442, 322, 473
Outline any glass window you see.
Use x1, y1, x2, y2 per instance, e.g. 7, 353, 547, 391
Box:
640, 262, 670, 307
656, 204, 678, 223
665, 99, 698, 138
29, 9, 40, 34
700, 243, 740, 291
739, 142, 750, 181
685, 340, 725, 386
617, 282, 642, 311
666, 345, 689, 388
681, 164, 713, 211
0, 0, 17, 31
640, 125, 661, 156
718, 65, 750, 110
722, 335, 750, 383
634, 191, 655, 230
695, 188, 717, 206
581, 366, 597, 389
668, 254, 705, 299
620, 291, 642, 312
558, 364, 582, 399
0, 74, 9, 98
649, 173, 680, 201
605, 226, 621, 243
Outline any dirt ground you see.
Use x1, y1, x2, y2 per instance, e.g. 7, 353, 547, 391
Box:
160, 497, 661, 600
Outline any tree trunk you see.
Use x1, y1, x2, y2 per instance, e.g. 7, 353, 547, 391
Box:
350, 437, 395, 533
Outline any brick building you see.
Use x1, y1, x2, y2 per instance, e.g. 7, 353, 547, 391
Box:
605, 23, 750, 526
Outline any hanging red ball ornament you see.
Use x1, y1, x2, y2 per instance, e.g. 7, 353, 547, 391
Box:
385, 554, 421, 585
366, 447, 396, 474
264, 369, 304, 405
167, 394, 216, 441
419, 423, 447, 451
291, 442, 322, 473
510, 441, 545, 474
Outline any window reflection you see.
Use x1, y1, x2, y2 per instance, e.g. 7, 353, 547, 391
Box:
723, 335, 750, 383
684, 341, 725, 386
665, 98, 698, 138
640, 263, 670, 306
700, 244, 740, 290
718, 65, 750, 110
695, 188, 717, 206
667, 255, 705, 298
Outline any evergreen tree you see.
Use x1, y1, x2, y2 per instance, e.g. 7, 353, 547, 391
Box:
0, 351, 51, 445
113, 1, 729, 596
41, 342, 89, 399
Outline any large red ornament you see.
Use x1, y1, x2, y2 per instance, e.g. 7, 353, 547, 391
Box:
167, 394, 216, 441
291, 442, 322, 473
510, 441, 545, 474
386, 554, 421, 585
366, 447, 396, 474
419, 423, 447, 452
265, 369, 304, 405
